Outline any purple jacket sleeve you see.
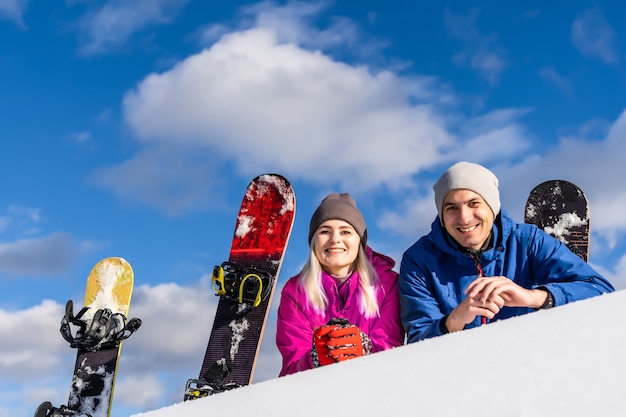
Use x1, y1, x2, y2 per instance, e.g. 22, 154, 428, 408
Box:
368, 269, 405, 352
276, 278, 316, 376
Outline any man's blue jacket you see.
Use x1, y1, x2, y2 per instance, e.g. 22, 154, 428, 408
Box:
399, 210, 614, 343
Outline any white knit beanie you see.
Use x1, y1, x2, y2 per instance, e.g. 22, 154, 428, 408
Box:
433, 162, 501, 224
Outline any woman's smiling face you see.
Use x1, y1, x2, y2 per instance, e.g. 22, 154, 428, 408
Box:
313, 219, 360, 277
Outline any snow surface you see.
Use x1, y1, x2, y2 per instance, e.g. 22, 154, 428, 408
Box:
544, 212, 588, 244
68, 360, 113, 417
132, 290, 626, 417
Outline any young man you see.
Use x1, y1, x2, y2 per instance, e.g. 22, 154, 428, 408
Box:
399, 162, 614, 343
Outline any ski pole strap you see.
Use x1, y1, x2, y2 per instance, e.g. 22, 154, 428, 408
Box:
211, 261, 273, 307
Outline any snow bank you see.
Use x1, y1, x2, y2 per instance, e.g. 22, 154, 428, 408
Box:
133, 290, 626, 417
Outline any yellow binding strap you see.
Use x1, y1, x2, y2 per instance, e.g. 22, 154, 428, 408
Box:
211, 264, 226, 295
239, 273, 263, 307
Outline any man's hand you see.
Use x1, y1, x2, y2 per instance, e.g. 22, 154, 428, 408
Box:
445, 291, 504, 332
466, 276, 548, 309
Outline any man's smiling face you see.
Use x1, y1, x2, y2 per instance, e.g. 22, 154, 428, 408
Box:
442, 189, 494, 251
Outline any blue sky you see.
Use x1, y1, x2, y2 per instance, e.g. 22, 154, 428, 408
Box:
1, 0, 625, 416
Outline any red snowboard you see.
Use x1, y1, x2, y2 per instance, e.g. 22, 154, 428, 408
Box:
185, 174, 295, 399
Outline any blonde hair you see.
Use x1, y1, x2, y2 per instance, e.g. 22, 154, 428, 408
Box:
297, 242, 380, 318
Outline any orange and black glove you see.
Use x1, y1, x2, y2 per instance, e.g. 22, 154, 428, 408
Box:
311, 318, 372, 367
326, 324, 372, 362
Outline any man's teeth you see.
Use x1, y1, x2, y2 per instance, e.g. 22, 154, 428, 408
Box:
459, 225, 478, 232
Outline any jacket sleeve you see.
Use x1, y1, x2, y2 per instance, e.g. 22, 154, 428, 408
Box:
366, 270, 405, 351
276, 281, 315, 376
398, 251, 447, 343
528, 229, 615, 305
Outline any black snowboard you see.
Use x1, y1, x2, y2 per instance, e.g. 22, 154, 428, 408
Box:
184, 174, 295, 400
35, 257, 140, 417
524, 180, 590, 262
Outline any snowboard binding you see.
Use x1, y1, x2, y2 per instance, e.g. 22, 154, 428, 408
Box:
184, 360, 242, 400
34, 401, 91, 417
211, 261, 273, 308
183, 378, 242, 400
60, 300, 142, 351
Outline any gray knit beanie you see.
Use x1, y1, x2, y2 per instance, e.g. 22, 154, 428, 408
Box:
433, 162, 501, 225
308, 193, 367, 247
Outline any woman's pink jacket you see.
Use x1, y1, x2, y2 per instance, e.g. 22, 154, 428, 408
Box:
276, 247, 405, 376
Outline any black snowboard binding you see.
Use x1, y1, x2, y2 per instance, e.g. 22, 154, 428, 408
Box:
184, 360, 242, 400
34, 401, 91, 417
211, 261, 273, 308
60, 300, 142, 351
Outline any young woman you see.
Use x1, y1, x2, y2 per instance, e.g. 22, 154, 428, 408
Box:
276, 193, 404, 376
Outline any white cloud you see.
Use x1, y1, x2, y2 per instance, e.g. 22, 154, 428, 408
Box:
122, 27, 453, 194
469, 49, 506, 84
253, 293, 285, 382
377, 108, 532, 238
0, 278, 219, 414
109, 278, 219, 409
76, 0, 190, 55
539, 66, 574, 97
111, 277, 290, 409
5, 261, 520, 417
0, 205, 43, 237
0, 233, 77, 275
70, 131, 92, 142
571, 8, 618, 63
114, 375, 165, 408
0, 206, 89, 276
253, 324, 283, 382
448, 108, 532, 160
0, 217, 11, 233
198, 1, 379, 59
103, 1, 626, 259
7, 204, 42, 223
122, 280, 217, 370
0, 300, 69, 379
377, 108, 626, 262
243, 1, 362, 53
378, 192, 435, 239
88, 145, 227, 216
445, 7, 506, 84
555, 112, 626, 236
0, 0, 29, 28
102, 3, 535, 214
491, 109, 626, 249
596, 253, 626, 291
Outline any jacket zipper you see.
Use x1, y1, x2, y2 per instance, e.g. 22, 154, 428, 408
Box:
470, 254, 487, 325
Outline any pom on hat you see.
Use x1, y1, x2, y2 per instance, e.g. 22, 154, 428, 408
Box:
433, 162, 501, 225
308, 193, 367, 247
